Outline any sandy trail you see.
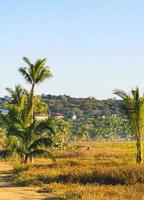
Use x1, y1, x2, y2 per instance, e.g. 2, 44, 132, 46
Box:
0, 162, 52, 200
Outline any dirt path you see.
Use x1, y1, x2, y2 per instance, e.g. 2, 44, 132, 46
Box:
0, 162, 53, 200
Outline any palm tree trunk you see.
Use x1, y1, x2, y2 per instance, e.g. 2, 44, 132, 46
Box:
20, 156, 24, 164
30, 155, 34, 163
24, 154, 28, 164
136, 138, 143, 163
29, 84, 35, 121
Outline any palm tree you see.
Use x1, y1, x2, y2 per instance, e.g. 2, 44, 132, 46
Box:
114, 87, 144, 163
2, 93, 55, 164
6, 118, 55, 164
19, 57, 53, 120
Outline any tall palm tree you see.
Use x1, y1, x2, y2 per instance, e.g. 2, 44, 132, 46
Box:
19, 57, 53, 120
114, 87, 144, 163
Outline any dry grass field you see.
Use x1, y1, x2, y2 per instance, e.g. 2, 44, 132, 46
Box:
10, 141, 144, 200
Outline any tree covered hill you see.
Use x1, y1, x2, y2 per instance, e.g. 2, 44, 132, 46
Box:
0, 94, 124, 119
0, 95, 131, 140
41, 94, 124, 119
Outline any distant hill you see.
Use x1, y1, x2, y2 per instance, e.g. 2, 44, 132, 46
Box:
41, 94, 124, 119
0, 94, 124, 119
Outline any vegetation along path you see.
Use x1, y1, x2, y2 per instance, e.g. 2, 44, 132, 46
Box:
0, 162, 52, 200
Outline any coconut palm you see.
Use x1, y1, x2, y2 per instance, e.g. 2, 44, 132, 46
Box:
114, 87, 144, 163
6, 118, 55, 164
2, 91, 55, 164
19, 57, 53, 120
4, 86, 32, 125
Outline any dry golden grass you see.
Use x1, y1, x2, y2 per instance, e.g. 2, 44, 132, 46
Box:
12, 141, 144, 199
39, 183, 144, 200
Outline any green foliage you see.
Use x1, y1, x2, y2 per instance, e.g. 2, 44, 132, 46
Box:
92, 115, 131, 139
33, 96, 49, 117
48, 118, 72, 148
2, 87, 55, 164
71, 115, 131, 141
42, 95, 124, 119
73, 123, 90, 140
114, 87, 144, 163
19, 57, 53, 85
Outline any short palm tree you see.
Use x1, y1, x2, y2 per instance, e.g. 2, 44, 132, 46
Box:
114, 87, 144, 163
6, 118, 55, 164
19, 57, 53, 120
2, 92, 55, 164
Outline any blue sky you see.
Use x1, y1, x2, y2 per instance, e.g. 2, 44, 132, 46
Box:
0, 0, 144, 99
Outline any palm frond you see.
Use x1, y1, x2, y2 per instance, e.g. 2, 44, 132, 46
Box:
28, 137, 52, 150
35, 120, 54, 135
6, 87, 14, 96
34, 58, 47, 73
113, 89, 131, 100
35, 67, 53, 84
7, 135, 25, 154
19, 67, 32, 83
113, 87, 144, 136
23, 57, 33, 67
0, 114, 9, 126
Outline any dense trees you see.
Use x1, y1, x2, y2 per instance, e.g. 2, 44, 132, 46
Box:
48, 118, 72, 147
41, 94, 124, 119
71, 115, 131, 141
92, 115, 131, 140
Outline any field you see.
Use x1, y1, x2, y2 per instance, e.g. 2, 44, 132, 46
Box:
9, 141, 144, 200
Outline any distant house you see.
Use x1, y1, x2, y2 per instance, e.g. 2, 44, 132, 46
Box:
0, 109, 9, 115
72, 114, 77, 121
55, 112, 64, 120
4, 96, 10, 101
35, 114, 48, 121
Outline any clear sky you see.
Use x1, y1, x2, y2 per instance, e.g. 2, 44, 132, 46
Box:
0, 0, 144, 99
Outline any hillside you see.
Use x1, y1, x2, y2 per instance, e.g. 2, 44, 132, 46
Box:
42, 94, 124, 119
0, 95, 124, 119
